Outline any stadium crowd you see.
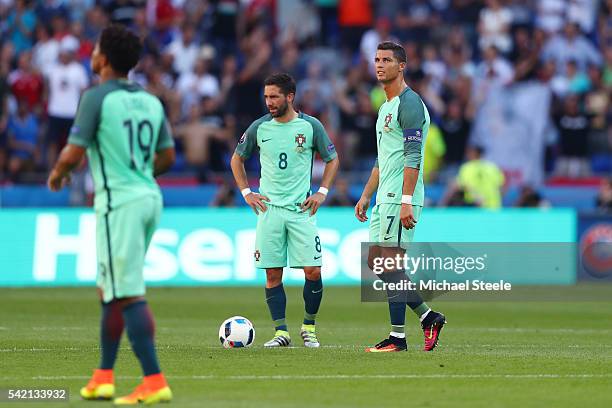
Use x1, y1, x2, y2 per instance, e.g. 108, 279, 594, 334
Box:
0, 0, 610, 207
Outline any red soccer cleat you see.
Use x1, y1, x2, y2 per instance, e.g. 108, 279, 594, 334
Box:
422, 311, 446, 351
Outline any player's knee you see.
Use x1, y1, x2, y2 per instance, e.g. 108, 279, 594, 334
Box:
265, 269, 283, 287
303, 267, 321, 281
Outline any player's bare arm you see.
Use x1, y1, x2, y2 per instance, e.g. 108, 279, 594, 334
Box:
230, 152, 270, 214
355, 166, 379, 222
401, 167, 419, 229
301, 156, 339, 216
153, 147, 176, 177
47, 144, 86, 191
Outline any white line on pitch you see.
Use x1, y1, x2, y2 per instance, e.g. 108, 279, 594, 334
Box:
0, 374, 608, 381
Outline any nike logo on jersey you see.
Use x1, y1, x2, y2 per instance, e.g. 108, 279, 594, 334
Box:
262, 138, 272, 142
383, 236, 394, 241
314, 255, 322, 260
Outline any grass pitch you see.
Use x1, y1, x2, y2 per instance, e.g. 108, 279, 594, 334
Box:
1, 287, 611, 407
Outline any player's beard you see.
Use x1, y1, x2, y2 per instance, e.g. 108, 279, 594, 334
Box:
269, 100, 289, 118
379, 70, 400, 85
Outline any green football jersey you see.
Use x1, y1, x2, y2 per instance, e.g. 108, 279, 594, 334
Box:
375, 87, 430, 206
68, 79, 174, 213
235, 112, 337, 211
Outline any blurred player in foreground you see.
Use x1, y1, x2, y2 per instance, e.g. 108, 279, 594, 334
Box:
47, 25, 175, 404
231, 73, 339, 348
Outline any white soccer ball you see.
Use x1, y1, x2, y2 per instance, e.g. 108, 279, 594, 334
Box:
219, 316, 255, 348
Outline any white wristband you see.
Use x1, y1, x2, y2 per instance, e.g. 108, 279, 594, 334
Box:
241, 188, 252, 197
318, 187, 329, 196
401, 195, 413, 205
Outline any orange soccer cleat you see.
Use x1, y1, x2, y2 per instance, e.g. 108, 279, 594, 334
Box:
80, 368, 115, 400
113, 373, 172, 405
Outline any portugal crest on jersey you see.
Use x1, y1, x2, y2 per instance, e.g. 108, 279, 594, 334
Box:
295, 134, 306, 153
384, 113, 393, 132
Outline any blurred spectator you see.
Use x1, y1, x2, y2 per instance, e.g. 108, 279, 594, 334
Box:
595, 177, 612, 211
600, 0, 612, 48
176, 47, 219, 116
542, 21, 602, 75
233, 25, 271, 135
327, 177, 356, 206
296, 61, 333, 117
209, 0, 239, 55
550, 59, 592, 97
277, 0, 320, 46
173, 97, 233, 178
584, 65, 609, 151
568, 0, 598, 34
443, 186, 475, 207
603, 47, 612, 88
104, 0, 142, 26
395, 0, 440, 43
6, 99, 39, 182
71, 20, 95, 67
336, 66, 376, 167
360, 17, 397, 76
83, 6, 109, 42
439, 99, 470, 172
8, 50, 44, 114
536, 0, 567, 34
509, 27, 536, 64
6, 0, 37, 56
50, 14, 70, 41
0, 73, 8, 181
277, 40, 300, 79
338, 0, 373, 55
515, 185, 549, 207
455, 145, 505, 208
210, 179, 236, 207
507, 0, 533, 29
165, 22, 199, 76
553, 94, 591, 177
422, 43, 446, 95
423, 123, 446, 183
36, 0, 69, 21
477, 0, 512, 54
317, 0, 339, 47
44, 35, 89, 166
474, 45, 514, 85
31, 24, 59, 76
149, 0, 177, 49
470, 45, 513, 114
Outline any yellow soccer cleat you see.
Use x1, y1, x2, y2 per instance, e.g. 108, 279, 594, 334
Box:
80, 369, 115, 400
114, 373, 172, 405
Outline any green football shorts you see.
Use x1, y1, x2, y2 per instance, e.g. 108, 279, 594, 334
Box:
369, 203, 423, 248
254, 204, 322, 269
96, 195, 161, 303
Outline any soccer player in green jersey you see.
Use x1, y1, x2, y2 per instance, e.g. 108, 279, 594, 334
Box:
231, 73, 339, 348
355, 42, 446, 352
47, 25, 174, 404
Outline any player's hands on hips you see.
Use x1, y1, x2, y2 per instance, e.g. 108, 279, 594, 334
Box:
47, 170, 71, 192
245, 192, 270, 214
355, 196, 370, 222
301, 192, 326, 216
400, 203, 417, 229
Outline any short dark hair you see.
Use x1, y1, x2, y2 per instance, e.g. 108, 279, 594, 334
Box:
99, 24, 143, 75
377, 41, 407, 63
263, 73, 296, 96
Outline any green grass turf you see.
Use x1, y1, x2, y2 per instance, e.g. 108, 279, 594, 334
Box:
1, 287, 611, 407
